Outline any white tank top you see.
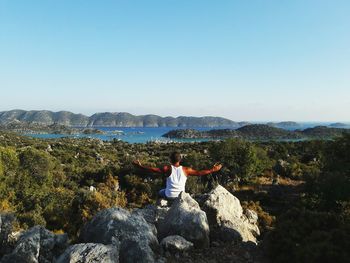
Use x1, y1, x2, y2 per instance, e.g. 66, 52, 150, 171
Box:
165, 165, 187, 198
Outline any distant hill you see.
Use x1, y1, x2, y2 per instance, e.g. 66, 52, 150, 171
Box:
0, 110, 240, 128
300, 126, 349, 138
163, 124, 350, 140
329, 122, 348, 128
236, 124, 300, 139
266, 121, 302, 129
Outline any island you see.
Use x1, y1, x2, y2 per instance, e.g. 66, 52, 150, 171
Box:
162, 124, 350, 140
0, 122, 106, 135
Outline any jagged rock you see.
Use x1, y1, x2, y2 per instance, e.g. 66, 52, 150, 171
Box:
79, 207, 158, 263
245, 209, 258, 224
160, 235, 193, 254
56, 243, 119, 263
158, 192, 210, 248
201, 185, 260, 244
0, 225, 68, 263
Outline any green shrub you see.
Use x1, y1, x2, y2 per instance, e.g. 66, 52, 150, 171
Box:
210, 139, 268, 183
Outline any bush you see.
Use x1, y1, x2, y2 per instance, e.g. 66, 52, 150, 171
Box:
267, 207, 350, 263
210, 139, 268, 183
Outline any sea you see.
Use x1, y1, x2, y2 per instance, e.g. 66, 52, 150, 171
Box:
24, 122, 350, 144
26, 127, 215, 144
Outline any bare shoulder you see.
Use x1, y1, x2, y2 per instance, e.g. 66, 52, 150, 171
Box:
163, 165, 171, 171
162, 165, 171, 175
181, 166, 192, 176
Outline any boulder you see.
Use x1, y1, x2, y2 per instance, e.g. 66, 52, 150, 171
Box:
160, 235, 193, 254
79, 207, 158, 263
56, 243, 118, 263
158, 192, 210, 248
133, 204, 169, 227
133, 205, 157, 226
0, 225, 68, 263
201, 185, 260, 244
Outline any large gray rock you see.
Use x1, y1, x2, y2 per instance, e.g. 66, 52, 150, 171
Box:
0, 225, 68, 263
79, 207, 158, 263
160, 235, 193, 254
133, 205, 158, 225
201, 185, 260, 244
133, 204, 170, 228
158, 192, 210, 248
56, 243, 119, 263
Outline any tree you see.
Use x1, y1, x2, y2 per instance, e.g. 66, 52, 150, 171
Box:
210, 139, 266, 183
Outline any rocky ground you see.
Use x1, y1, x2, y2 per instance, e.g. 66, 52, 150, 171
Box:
0, 185, 264, 263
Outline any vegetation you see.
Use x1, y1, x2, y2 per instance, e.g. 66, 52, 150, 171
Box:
163, 124, 350, 140
0, 131, 349, 262
266, 134, 350, 263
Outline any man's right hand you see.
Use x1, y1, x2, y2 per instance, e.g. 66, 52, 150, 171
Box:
212, 163, 222, 172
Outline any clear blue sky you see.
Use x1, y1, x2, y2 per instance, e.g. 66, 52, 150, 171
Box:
0, 0, 349, 121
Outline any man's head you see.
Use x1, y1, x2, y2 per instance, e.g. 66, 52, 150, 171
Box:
170, 151, 182, 164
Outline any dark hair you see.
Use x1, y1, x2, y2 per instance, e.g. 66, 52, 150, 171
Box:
170, 151, 182, 164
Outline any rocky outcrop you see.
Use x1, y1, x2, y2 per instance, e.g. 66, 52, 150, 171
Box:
79, 207, 159, 263
160, 235, 193, 255
0, 226, 68, 263
56, 243, 119, 263
201, 185, 260, 243
158, 192, 210, 248
0, 186, 260, 262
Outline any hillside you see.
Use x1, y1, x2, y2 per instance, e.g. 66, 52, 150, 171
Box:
299, 125, 350, 138
329, 122, 349, 128
163, 124, 349, 140
0, 110, 239, 128
266, 121, 302, 129
0, 131, 349, 262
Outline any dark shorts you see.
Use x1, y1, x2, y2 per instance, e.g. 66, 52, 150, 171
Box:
158, 189, 177, 200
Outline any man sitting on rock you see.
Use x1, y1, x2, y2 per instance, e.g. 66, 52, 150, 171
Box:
133, 151, 222, 199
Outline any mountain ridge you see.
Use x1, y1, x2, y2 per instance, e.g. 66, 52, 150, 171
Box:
0, 110, 240, 128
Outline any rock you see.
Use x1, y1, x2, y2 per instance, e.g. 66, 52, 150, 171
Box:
0, 225, 68, 263
158, 192, 210, 248
133, 205, 170, 228
160, 235, 193, 254
133, 205, 157, 226
89, 186, 96, 192
46, 145, 53, 152
159, 199, 169, 207
201, 185, 260, 244
56, 243, 119, 263
79, 207, 158, 263
0, 214, 18, 257
245, 209, 258, 224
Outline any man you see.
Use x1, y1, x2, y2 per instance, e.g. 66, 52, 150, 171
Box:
133, 151, 222, 199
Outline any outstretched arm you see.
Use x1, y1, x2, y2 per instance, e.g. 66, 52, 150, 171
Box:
183, 163, 222, 176
133, 160, 169, 174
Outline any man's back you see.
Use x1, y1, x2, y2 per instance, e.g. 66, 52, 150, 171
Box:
165, 165, 187, 198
